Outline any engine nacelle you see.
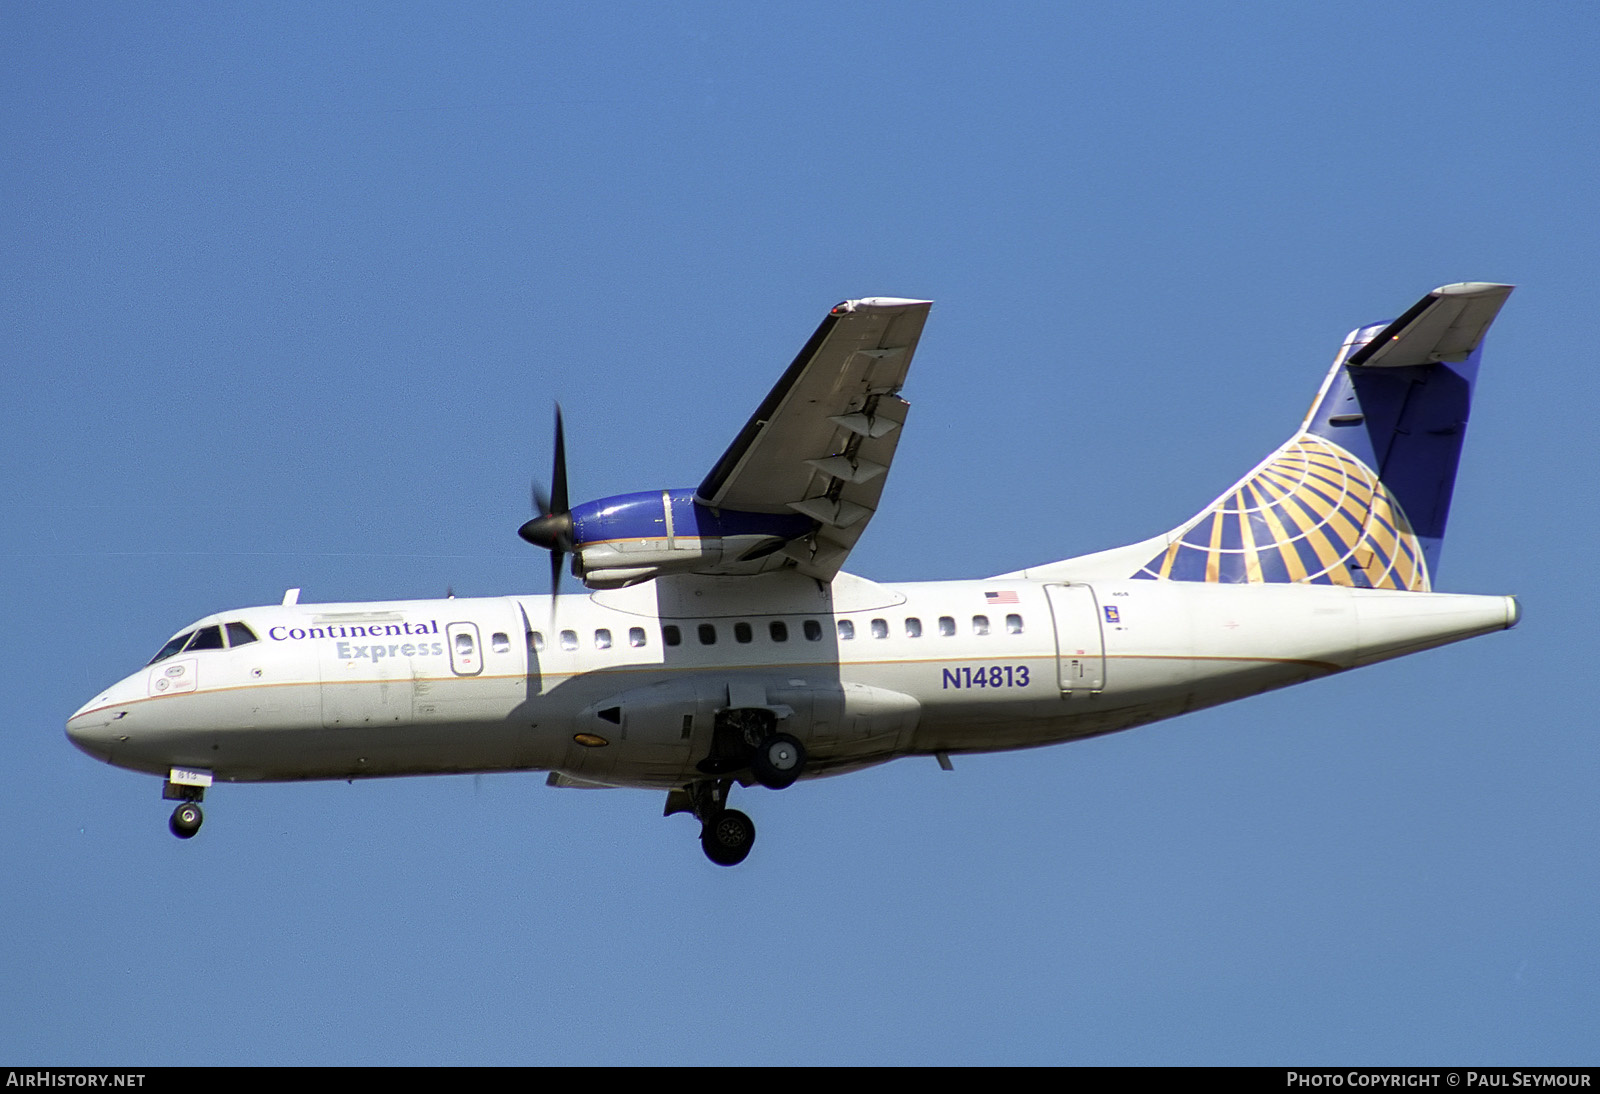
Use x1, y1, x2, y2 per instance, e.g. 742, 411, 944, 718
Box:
568, 488, 813, 589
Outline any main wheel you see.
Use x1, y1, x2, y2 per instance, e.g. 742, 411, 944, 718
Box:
749, 732, 806, 790
700, 808, 755, 866
169, 802, 203, 839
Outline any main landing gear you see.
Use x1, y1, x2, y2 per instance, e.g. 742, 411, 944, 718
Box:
697, 707, 808, 790
666, 778, 756, 867
667, 707, 809, 865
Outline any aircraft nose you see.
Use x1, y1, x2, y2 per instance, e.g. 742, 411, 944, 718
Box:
66, 690, 126, 761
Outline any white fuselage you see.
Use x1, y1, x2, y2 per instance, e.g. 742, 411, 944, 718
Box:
66, 571, 1517, 790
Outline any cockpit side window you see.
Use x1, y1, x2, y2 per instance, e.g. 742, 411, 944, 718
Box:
225, 622, 259, 647
184, 625, 225, 651
149, 631, 194, 665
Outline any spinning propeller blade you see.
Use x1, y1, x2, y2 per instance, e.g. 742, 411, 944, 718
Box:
518, 405, 575, 601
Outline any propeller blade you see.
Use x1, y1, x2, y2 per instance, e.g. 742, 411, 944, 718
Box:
551, 404, 569, 517
520, 403, 576, 605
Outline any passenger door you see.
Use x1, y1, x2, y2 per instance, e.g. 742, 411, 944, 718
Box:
1045, 584, 1106, 694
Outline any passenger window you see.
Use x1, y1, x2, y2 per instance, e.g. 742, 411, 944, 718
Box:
560, 630, 578, 651
905, 617, 922, 638
185, 626, 225, 651
149, 631, 194, 665
529, 631, 544, 653
734, 622, 752, 644
663, 625, 682, 647
803, 619, 822, 641
972, 615, 990, 636
837, 619, 855, 640
698, 623, 717, 645
455, 632, 475, 656
870, 618, 888, 639
629, 627, 646, 648
595, 629, 612, 649
769, 621, 788, 642
492, 632, 511, 653
225, 622, 259, 647
1006, 614, 1023, 635
939, 616, 955, 637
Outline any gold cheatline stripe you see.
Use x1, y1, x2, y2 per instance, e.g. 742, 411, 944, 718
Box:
1282, 473, 1365, 554
1269, 487, 1350, 582
1235, 488, 1264, 583
1204, 507, 1225, 582
1244, 480, 1309, 581
1361, 498, 1423, 590
1158, 539, 1181, 579
1257, 465, 1319, 502
1353, 496, 1404, 590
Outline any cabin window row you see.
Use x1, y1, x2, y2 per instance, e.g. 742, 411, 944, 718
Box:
526, 614, 1024, 654
661, 619, 826, 647
836, 614, 1022, 640
528, 626, 651, 653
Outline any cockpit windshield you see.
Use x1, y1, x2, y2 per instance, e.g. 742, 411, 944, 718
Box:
187, 625, 226, 651
147, 620, 261, 665
148, 632, 193, 665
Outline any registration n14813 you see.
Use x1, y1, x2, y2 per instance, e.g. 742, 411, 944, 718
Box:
942, 665, 1030, 689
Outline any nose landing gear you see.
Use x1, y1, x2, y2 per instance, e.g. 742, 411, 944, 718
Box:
162, 767, 211, 840
169, 801, 203, 839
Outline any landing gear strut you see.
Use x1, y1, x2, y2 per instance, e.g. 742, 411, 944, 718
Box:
667, 778, 756, 867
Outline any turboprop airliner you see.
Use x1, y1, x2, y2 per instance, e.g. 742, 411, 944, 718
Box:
67, 283, 1520, 865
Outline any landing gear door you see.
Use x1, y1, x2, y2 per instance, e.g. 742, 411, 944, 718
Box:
446, 622, 483, 676
1045, 584, 1106, 694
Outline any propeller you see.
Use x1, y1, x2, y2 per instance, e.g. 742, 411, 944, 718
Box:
518, 405, 576, 601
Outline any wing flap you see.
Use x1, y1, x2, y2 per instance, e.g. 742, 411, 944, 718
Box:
697, 297, 931, 580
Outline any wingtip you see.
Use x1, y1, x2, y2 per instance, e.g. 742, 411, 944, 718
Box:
832, 297, 933, 314
1431, 282, 1515, 298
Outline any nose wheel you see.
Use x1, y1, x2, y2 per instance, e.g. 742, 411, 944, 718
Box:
162, 769, 210, 840
169, 801, 204, 839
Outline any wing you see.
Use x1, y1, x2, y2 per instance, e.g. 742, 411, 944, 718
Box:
696, 297, 932, 581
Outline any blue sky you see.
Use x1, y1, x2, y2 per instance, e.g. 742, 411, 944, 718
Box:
5, 1, 1597, 1064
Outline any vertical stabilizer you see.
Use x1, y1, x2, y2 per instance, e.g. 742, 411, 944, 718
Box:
1132, 283, 1512, 592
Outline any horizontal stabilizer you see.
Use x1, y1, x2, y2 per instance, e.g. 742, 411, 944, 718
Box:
1345, 282, 1513, 368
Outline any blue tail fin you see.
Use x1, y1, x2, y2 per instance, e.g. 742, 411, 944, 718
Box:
1133, 282, 1512, 591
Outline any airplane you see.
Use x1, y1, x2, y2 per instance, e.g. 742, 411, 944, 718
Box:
67, 283, 1520, 866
